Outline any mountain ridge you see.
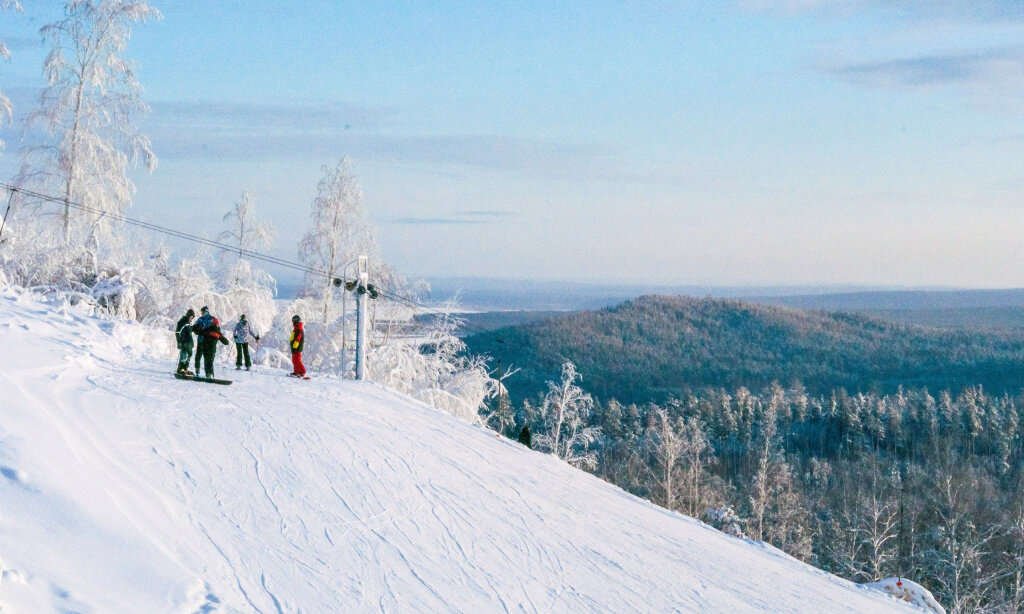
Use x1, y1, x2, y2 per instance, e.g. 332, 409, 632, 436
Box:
464, 294, 1024, 406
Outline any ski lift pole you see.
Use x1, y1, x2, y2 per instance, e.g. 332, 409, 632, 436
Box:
898, 476, 906, 586
338, 256, 361, 379
0, 189, 15, 244
355, 256, 369, 381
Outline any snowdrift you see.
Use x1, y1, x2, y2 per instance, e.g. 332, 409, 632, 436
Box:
0, 290, 921, 612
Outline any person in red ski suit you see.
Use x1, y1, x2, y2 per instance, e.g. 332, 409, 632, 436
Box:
290, 315, 306, 377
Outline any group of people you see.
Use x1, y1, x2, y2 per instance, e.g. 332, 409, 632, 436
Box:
174, 307, 306, 380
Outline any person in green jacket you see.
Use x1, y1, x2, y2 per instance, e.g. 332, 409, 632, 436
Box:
175, 308, 195, 375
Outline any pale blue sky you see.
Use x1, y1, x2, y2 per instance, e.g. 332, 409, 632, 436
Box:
3, 1, 1024, 286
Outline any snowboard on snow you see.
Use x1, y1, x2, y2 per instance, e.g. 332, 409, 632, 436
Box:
174, 372, 232, 385
288, 373, 311, 380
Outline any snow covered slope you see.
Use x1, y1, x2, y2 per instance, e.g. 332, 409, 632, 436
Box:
0, 290, 917, 613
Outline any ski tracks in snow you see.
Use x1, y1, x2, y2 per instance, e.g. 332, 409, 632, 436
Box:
0, 292, 917, 613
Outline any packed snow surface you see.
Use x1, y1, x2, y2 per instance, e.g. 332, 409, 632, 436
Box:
0, 290, 918, 613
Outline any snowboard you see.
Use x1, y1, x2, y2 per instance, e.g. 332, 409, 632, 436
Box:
174, 372, 232, 385
288, 373, 311, 380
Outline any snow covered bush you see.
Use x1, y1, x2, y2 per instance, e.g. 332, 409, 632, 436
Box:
863, 578, 945, 614
0, 223, 151, 320
706, 506, 746, 539
367, 312, 495, 423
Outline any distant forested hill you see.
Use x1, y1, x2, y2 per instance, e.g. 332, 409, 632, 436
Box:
463, 295, 1024, 405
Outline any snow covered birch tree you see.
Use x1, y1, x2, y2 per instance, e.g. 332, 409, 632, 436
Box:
217, 190, 275, 261
646, 408, 685, 510
298, 157, 374, 323
0, 1, 23, 148
214, 191, 277, 333
14, 0, 159, 248
536, 361, 601, 469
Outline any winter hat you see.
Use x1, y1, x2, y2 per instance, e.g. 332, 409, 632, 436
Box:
186, 308, 195, 317
200, 306, 209, 314
240, 314, 247, 322
292, 315, 301, 323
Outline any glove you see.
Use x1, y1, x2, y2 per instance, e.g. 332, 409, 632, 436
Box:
220, 337, 229, 346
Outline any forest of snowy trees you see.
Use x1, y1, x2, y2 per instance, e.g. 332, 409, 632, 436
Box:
487, 373, 1024, 613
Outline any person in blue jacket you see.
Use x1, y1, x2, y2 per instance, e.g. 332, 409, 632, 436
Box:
192, 306, 229, 379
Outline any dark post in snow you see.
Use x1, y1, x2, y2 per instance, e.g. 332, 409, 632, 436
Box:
355, 256, 369, 381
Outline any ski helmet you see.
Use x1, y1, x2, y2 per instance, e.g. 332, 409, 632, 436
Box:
292, 315, 301, 323
240, 314, 247, 322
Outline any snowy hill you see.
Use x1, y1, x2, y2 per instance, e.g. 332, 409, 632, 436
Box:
0, 290, 920, 613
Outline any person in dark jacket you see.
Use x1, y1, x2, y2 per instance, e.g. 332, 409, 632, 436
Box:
289, 315, 306, 377
518, 424, 532, 449
233, 314, 260, 370
175, 308, 195, 374
192, 306, 213, 373
193, 308, 229, 379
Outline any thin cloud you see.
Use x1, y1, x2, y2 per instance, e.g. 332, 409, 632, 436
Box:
832, 47, 1024, 89
148, 99, 394, 133
742, 0, 1024, 22
143, 100, 632, 179
10, 96, 695, 188
455, 210, 514, 218
389, 217, 488, 226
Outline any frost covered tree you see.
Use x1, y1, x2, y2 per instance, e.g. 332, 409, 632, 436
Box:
855, 483, 900, 581
367, 309, 495, 423
298, 157, 374, 323
924, 471, 997, 614
645, 408, 685, 510
213, 191, 277, 335
535, 361, 601, 469
0, 0, 23, 148
217, 190, 275, 261
13, 0, 159, 248
747, 401, 811, 557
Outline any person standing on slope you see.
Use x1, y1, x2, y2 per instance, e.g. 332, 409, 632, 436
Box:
289, 315, 307, 378
518, 424, 532, 449
175, 308, 196, 375
233, 314, 260, 371
193, 307, 229, 379
192, 306, 213, 374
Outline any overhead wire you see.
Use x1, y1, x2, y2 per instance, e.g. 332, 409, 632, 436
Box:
0, 182, 508, 344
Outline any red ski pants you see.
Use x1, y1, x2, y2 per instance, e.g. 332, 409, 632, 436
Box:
291, 351, 306, 376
